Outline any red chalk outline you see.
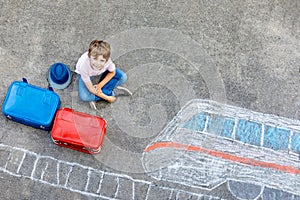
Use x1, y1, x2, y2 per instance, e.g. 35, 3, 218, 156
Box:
144, 142, 300, 175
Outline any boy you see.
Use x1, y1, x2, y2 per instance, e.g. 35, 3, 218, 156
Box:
75, 40, 132, 110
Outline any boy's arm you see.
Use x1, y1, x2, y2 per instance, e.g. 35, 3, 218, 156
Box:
95, 90, 116, 103
98, 69, 116, 88
84, 81, 116, 103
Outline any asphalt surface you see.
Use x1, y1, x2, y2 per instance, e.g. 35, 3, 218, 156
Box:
0, 0, 299, 199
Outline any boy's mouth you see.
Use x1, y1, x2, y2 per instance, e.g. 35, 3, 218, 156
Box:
92, 65, 103, 70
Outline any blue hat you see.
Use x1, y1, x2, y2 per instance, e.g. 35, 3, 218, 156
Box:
47, 63, 72, 89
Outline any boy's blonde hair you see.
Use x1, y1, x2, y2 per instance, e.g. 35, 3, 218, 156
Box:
88, 40, 111, 60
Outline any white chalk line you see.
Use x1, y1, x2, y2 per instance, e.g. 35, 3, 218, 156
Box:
114, 177, 120, 199
168, 189, 174, 200
132, 181, 135, 200
16, 151, 26, 174
64, 164, 73, 187
227, 178, 300, 200
84, 168, 92, 192
142, 99, 300, 195
97, 171, 105, 194
181, 100, 300, 149
227, 179, 262, 200
149, 173, 226, 192
56, 161, 60, 185
144, 184, 151, 200
179, 111, 300, 157
0, 143, 221, 199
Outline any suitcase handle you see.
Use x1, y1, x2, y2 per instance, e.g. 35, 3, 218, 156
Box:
22, 78, 28, 83
48, 86, 54, 91
23, 77, 54, 92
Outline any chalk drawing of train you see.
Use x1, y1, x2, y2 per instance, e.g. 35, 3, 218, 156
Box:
142, 99, 300, 196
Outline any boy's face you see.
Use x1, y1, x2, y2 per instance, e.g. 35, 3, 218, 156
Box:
90, 55, 107, 70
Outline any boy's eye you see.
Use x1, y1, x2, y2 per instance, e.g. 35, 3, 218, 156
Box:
90, 56, 106, 64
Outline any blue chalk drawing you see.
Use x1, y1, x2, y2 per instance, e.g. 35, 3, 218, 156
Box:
263, 126, 290, 150
235, 120, 262, 146
291, 132, 300, 154
207, 115, 234, 139
182, 112, 206, 132
181, 108, 300, 155
143, 99, 300, 197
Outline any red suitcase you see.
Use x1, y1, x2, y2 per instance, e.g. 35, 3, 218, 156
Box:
51, 108, 106, 154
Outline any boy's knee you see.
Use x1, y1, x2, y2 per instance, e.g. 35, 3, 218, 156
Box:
118, 72, 127, 84
121, 73, 127, 82
79, 91, 90, 101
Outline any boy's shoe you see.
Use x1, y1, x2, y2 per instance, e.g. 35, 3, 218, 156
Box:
89, 101, 98, 110
114, 86, 133, 96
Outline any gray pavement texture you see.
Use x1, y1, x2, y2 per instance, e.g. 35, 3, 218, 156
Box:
0, 0, 299, 199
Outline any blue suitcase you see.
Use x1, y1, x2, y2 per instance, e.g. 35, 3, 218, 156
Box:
2, 78, 61, 130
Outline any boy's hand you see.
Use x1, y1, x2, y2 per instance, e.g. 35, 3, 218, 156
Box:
94, 85, 102, 94
94, 90, 115, 103
91, 87, 97, 95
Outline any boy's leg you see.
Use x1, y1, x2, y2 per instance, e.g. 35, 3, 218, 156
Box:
78, 75, 101, 101
101, 68, 128, 95
114, 68, 127, 87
